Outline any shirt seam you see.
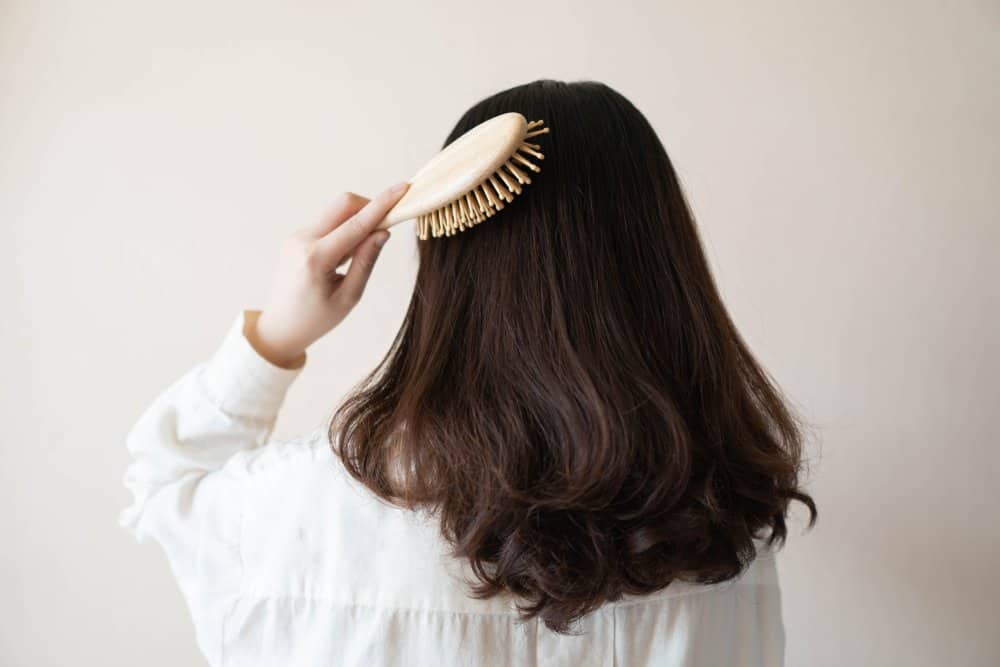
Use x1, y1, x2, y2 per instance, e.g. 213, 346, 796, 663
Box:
218, 470, 248, 667
611, 602, 618, 667
227, 576, 744, 620
229, 595, 528, 618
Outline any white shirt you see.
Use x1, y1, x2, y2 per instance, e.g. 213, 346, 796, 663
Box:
119, 311, 786, 666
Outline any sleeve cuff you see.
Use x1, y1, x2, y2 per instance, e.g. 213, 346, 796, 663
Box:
200, 310, 305, 419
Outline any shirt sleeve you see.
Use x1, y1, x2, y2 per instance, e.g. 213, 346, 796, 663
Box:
118, 309, 304, 665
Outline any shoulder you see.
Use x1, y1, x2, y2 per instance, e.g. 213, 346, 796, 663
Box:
223, 424, 403, 533
226, 427, 330, 471
221, 425, 353, 487
220, 426, 378, 517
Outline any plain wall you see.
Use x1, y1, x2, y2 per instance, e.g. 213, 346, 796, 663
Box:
2, 1, 997, 665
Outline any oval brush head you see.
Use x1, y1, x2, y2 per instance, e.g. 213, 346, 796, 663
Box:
378, 112, 551, 240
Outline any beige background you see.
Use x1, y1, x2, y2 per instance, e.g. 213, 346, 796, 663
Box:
2, 1, 997, 665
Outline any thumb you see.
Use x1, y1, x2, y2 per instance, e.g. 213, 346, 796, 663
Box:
338, 231, 389, 304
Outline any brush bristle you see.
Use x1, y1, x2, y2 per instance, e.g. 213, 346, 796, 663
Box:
416, 119, 550, 240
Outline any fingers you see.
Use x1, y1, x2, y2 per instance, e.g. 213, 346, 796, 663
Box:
312, 181, 409, 266
338, 230, 390, 304
305, 192, 370, 238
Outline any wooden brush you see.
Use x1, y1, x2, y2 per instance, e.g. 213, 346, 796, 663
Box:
377, 112, 551, 240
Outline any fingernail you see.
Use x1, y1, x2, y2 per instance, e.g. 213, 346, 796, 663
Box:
374, 231, 390, 248
390, 181, 409, 194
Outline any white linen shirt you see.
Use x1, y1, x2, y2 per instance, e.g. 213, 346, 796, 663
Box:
119, 311, 786, 666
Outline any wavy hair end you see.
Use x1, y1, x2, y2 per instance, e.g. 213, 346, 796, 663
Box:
330, 79, 816, 634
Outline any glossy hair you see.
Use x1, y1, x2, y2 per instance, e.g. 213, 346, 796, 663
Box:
330, 79, 816, 633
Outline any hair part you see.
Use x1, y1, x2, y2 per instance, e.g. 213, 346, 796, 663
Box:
330, 79, 816, 634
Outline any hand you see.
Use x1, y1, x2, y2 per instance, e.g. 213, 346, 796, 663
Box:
248, 182, 410, 368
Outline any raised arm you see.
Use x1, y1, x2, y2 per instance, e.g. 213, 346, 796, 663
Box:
118, 182, 409, 664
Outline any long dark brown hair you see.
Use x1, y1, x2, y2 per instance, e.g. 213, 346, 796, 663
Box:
331, 79, 816, 634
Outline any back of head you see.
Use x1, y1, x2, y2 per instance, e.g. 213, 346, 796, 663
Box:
331, 79, 815, 633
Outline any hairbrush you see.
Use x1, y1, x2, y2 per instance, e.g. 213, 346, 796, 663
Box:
377, 112, 550, 240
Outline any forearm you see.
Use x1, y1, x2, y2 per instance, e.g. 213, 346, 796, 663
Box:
119, 310, 303, 540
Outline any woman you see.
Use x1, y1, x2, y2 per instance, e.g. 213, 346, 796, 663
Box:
120, 79, 815, 666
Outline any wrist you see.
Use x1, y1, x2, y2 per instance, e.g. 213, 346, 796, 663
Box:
242, 310, 307, 370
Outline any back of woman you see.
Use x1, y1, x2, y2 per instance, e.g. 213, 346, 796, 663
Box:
120, 79, 814, 666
